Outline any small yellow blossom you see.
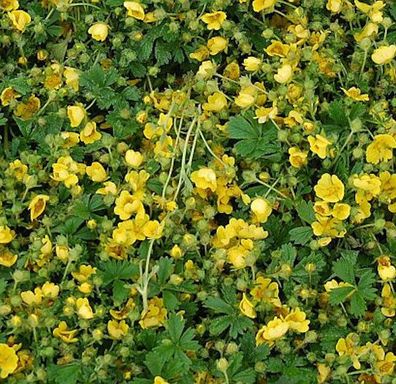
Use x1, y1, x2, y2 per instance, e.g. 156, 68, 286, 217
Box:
251, 197, 272, 223
0, 0, 19, 11
124, 1, 145, 20
207, 36, 227, 55
253, 0, 277, 12
9, 10, 31, 32
274, 64, 293, 84
308, 134, 331, 159
139, 297, 167, 329
341, 87, 369, 101
154, 377, 169, 384
366, 134, 396, 164
201, 11, 227, 30
285, 308, 310, 333
332, 203, 351, 220
377, 256, 396, 281
256, 317, 289, 345
0, 343, 18, 379
326, 0, 343, 13
0, 249, 17, 267
80, 121, 102, 144
86, 162, 107, 182
88, 22, 109, 41
239, 293, 256, 318
314, 174, 345, 202
371, 45, 396, 65
53, 321, 79, 343
125, 150, 144, 168
243, 57, 262, 72
76, 298, 94, 319
191, 168, 217, 191
28, 194, 49, 221
67, 104, 86, 127
108, 320, 129, 340
0, 226, 15, 244
289, 147, 308, 168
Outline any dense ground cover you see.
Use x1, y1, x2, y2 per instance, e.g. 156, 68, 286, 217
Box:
0, 0, 396, 383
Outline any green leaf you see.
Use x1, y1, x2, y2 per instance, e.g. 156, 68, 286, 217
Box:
167, 314, 185, 343
350, 292, 367, 317
0, 279, 7, 298
204, 297, 234, 315
228, 116, 260, 140
357, 270, 377, 300
289, 227, 313, 245
295, 200, 315, 224
329, 286, 355, 305
47, 364, 81, 384
14, 117, 32, 137
333, 252, 357, 284
157, 257, 174, 285
112, 279, 129, 304
99, 260, 139, 285
144, 351, 165, 377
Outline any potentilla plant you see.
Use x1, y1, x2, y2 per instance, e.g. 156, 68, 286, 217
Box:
0, 0, 396, 383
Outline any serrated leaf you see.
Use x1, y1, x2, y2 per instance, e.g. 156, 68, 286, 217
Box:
204, 297, 234, 315
289, 226, 313, 245
295, 200, 315, 224
47, 364, 81, 384
333, 253, 356, 284
350, 292, 367, 317
228, 116, 259, 140
329, 286, 355, 305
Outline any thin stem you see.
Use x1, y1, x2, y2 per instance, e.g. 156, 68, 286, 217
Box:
254, 178, 289, 199
198, 129, 227, 166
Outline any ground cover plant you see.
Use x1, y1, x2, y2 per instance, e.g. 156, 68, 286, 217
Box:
0, 0, 396, 383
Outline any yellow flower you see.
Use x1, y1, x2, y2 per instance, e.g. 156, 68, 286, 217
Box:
203, 92, 227, 112
314, 174, 345, 202
170, 244, 183, 259
256, 317, 289, 345
142, 220, 163, 239
64, 67, 80, 91
125, 149, 144, 168
14, 95, 40, 120
67, 104, 86, 127
114, 190, 144, 220
336, 334, 363, 369
53, 321, 79, 343
61, 132, 80, 148
366, 134, 396, 164
0, 0, 19, 11
107, 320, 129, 340
28, 194, 49, 221
253, 0, 277, 12
255, 105, 278, 123
207, 36, 228, 55
250, 276, 281, 306
124, 1, 145, 20
375, 352, 396, 379
243, 57, 262, 72
371, 45, 396, 65
308, 134, 331, 159
288, 147, 308, 168
41, 282, 59, 298
317, 363, 331, 384
1, 86, 20, 106
76, 298, 94, 319
0, 249, 17, 267
239, 293, 256, 318
285, 308, 310, 333
332, 203, 350, 220
354, 22, 378, 43
201, 11, 227, 30
235, 86, 256, 108
8, 10, 31, 32
0, 226, 15, 244
251, 197, 272, 223
86, 162, 107, 182
377, 256, 396, 281
274, 64, 293, 83
191, 168, 217, 191
189, 45, 210, 61
265, 40, 290, 57
341, 87, 369, 101
0, 343, 18, 379
96, 181, 117, 196
139, 297, 167, 329
196, 60, 217, 80
381, 284, 395, 317
21, 287, 43, 306
72, 265, 96, 282
326, 0, 343, 13
80, 121, 102, 144
88, 22, 109, 41
154, 377, 169, 384
355, 0, 385, 23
